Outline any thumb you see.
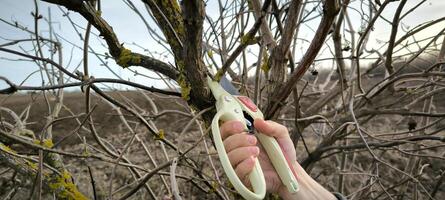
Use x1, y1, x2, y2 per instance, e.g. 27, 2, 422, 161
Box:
253, 119, 289, 139
253, 119, 296, 161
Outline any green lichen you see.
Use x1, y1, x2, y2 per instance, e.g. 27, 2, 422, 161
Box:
0, 143, 16, 154
26, 160, 38, 170
208, 181, 218, 193
240, 34, 257, 45
43, 139, 54, 148
177, 60, 185, 71
1, 143, 85, 199
154, 129, 165, 140
33, 139, 54, 148
116, 48, 141, 68
157, 0, 184, 51
166, 37, 179, 51
48, 170, 88, 200
240, 34, 250, 45
261, 53, 270, 73
82, 145, 90, 157
0, 143, 38, 171
176, 60, 191, 101
178, 75, 191, 101
164, 0, 184, 34
214, 70, 223, 82
207, 50, 213, 58
171, 22, 184, 38
169, 0, 181, 14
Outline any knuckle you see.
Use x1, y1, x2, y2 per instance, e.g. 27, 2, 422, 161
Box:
227, 147, 251, 166
220, 121, 244, 139
227, 149, 239, 166
235, 158, 254, 187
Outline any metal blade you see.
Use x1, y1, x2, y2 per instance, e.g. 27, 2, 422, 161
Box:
219, 76, 240, 95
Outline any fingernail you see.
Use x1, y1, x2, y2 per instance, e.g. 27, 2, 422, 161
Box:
247, 135, 256, 145
250, 147, 259, 155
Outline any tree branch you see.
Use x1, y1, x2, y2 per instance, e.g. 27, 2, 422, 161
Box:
216, 0, 272, 80
141, 0, 184, 60
41, 0, 179, 80
264, 0, 340, 119
0, 142, 88, 200
179, 0, 211, 109
267, 0, 302, 106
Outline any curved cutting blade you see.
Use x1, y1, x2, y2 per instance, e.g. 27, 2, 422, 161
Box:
219, 76, 240, 95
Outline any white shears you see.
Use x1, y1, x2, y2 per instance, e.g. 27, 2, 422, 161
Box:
208, 76, 299, 200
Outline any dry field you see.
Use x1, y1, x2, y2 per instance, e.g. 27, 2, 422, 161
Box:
0, 79, 444, 199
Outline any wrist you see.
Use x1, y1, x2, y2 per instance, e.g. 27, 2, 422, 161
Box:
278, 161, 337, 200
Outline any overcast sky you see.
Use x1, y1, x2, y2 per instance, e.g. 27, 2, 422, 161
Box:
1, 0, 444, 91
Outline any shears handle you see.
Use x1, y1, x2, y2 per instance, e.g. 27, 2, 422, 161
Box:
211, 103, 266, 200
256, 132, 299, 193
208, 75, 298, 199
233, 95, 299, 195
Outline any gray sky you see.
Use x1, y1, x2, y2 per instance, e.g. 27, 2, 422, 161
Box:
1, 0, 444, 91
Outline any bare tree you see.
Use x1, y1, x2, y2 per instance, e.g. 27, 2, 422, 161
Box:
0, 0, 444, 199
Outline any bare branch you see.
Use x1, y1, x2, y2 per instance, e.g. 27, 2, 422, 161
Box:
264, 0, 340, 119
41, 0, 179, 80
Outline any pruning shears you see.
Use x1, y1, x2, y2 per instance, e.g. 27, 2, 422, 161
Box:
208, 76, 299, 200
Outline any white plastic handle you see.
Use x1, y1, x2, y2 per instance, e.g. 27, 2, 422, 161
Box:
208, 77, 298, 199
211, 103, 266, 200
256, 133, 299, 193
232, 96, 299, 194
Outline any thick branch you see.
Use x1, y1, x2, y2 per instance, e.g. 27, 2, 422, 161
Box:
267, 0, 302, 104
264, 0, 340, 119
179, 0, 211, 109
42, 0, 179, 80
141, 0, 184, 61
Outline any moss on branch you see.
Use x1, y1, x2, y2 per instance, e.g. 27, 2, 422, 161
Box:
176, 60, 191, 101
0, 142, 88, 199
261, 53, 270, 73
48, 170, 88, 200
116, 48, 141, 68
33, 139, 54, 148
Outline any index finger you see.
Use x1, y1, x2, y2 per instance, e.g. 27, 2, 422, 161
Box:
220, 120, 246, 140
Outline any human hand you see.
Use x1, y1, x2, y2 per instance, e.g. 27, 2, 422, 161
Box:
220, 119, 338, 200
220, 118, 295, 194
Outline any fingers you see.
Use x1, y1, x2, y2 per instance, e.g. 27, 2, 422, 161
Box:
222, 127, 259, 168
224, 133, 257, 153
220, 120, 245, 140
220, 120, 259, 186
227, 146, 259, 166
235, 156, 256, 186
